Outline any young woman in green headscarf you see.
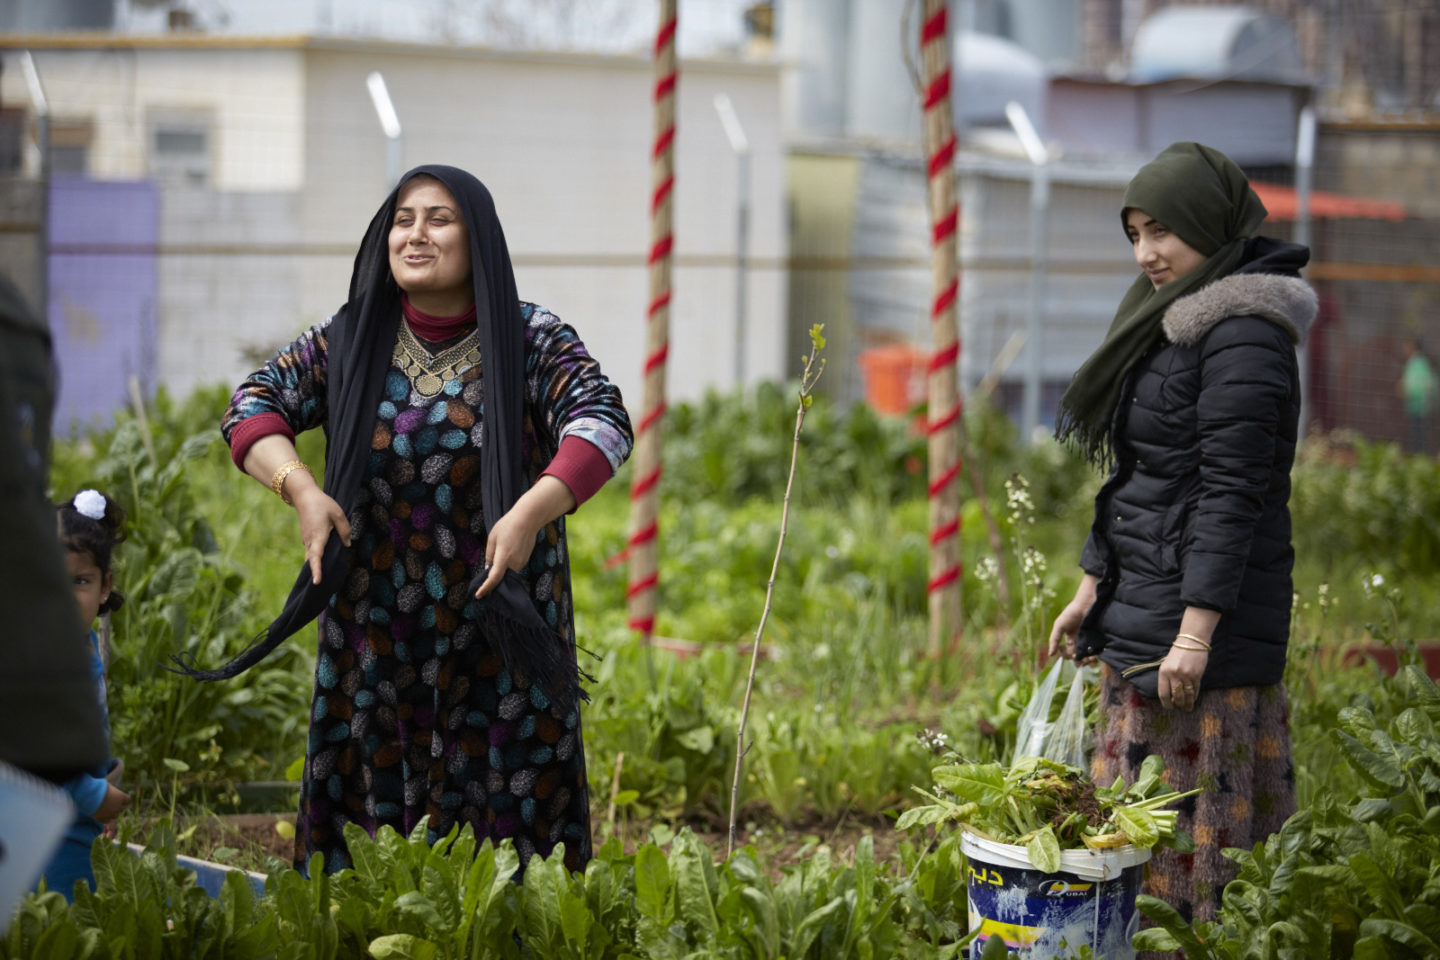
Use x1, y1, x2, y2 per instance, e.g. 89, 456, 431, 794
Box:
1047, 143, 1317, 924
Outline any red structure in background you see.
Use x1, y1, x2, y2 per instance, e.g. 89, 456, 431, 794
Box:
626, 0, 678, 640
919, 0, 963, 655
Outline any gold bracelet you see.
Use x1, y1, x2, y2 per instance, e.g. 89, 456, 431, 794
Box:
270, 460, 312, 506
1174, 632, 1212, 651
1173, 641, 1211, 653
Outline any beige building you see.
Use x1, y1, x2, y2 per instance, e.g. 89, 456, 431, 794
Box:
0, 33, 787, 410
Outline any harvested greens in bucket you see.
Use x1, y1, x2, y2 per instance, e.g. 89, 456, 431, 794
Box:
897, 754, 1197, 873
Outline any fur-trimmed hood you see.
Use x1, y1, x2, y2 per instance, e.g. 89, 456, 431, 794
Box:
1163, 272, 1317, 347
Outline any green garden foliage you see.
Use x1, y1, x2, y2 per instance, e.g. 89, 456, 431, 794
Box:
50, 388, 313, 799
3, 821, 972, 960
19, 382, 1440, 956
1291, 437, 1440, 638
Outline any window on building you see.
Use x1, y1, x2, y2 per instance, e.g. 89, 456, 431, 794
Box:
0, 108, 24, 174
0, 111, 94, 176
49, 118, 94, 177
148, 113, 210, 186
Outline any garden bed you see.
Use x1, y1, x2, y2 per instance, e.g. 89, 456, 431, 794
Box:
177, 808, 906, 883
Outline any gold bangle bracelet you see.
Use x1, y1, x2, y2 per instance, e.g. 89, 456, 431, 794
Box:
270, 460, 312, 506
1173, 642, 1211, 652
1175, 632, 1212, 650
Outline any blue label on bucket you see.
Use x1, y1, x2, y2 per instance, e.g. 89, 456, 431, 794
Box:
967, 857, 1143, 958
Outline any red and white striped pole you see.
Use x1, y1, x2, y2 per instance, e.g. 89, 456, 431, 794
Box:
626, 0, 678, 642
920, 0, 963, 655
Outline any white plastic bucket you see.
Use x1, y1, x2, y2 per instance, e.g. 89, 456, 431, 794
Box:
961, 830, 1151, 959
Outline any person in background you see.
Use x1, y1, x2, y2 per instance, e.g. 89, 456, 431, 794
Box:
185, 165, 632, 876
1048, 142, 1314, 928
39, 490, 132, 900
1398, 337, 1437, 455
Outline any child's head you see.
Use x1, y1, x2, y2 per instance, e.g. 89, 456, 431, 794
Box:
56, 489, 126, 626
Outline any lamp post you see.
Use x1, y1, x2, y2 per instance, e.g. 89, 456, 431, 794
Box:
365, 71, 403, 186
21, 51, 49, 320
1005, 100, 1050, 445
1294, 105, 1316, 441
713, 92, 751, 389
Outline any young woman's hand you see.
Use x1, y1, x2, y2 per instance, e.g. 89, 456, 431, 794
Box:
94, 784, 131, 824
1160, 609, 1220, 711
1048, 574, 1099, 660
1158, 647, 1208, 711
293, 485, 352, 585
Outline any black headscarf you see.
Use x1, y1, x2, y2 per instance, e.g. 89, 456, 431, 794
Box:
174, 165, 584, 709
1055, 142, 1269, 465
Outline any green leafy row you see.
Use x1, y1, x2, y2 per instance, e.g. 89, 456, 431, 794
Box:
3, 822, 973, 960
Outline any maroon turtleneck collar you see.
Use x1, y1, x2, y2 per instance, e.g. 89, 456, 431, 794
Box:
401, 293, 478, 341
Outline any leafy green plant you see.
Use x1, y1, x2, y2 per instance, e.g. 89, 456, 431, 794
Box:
748, 710, 932, 822
5, 820, 974, 959
51, 413, 309, 804
1290, 435, 1440, 639
583, 643, 736, 821
899, 755, 1197, 874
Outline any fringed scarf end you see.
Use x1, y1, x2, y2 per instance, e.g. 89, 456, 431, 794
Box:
1054, 408, 1114, 471
163, 629, 287, 682
474, 604, 592, 713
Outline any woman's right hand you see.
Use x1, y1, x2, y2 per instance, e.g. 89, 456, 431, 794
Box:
292, 484, 352, 585
240, 435, 350, 583
1048, 574, 1099, 660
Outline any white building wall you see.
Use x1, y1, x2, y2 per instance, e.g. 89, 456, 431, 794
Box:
295, 42, 787, 409
0, 45, 305, 190
0, 38, 787, 411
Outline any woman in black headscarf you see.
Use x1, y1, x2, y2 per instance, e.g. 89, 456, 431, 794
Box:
196, 166, 632, 874
1047, 143, 1315, 924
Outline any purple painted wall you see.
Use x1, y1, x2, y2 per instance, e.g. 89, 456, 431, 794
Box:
48, 178, 158, 432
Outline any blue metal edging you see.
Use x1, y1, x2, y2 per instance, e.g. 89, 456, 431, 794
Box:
126, 843, 268, 899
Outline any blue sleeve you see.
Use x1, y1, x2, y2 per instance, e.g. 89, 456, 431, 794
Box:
62, 772, 109, 817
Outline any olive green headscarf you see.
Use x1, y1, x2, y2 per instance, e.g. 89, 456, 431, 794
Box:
1056, 142, 1269, 465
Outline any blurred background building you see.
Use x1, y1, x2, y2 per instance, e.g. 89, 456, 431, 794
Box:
1, 0, 1436, 452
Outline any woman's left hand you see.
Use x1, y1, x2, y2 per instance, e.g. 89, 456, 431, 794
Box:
475, 506, 542, 598
474, 476, 578, 599
1158, 647, 1208, 712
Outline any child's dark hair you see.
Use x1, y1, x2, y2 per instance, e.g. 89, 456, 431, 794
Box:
56, 489, 127, 614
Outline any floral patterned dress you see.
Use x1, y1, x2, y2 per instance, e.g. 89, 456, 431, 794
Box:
223, 304, 631, 873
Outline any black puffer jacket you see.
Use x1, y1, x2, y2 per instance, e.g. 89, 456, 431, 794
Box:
1075, 239, 1317, 698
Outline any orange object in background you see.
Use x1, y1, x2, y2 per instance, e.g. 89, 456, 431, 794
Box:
859, 344, 929, 415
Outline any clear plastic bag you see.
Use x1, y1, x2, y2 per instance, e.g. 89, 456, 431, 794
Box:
1012, 659, 1090, 770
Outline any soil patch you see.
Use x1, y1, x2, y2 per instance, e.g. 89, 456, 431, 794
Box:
177, 807, 908, 878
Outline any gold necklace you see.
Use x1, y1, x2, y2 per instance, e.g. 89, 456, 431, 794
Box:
393, 321, 481, 399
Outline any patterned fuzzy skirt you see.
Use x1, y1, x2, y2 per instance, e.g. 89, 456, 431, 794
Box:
1092, 667, 1295, 937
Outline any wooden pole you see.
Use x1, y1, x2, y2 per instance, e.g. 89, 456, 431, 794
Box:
920, 0, 963, 656
626, 0, 678, 642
